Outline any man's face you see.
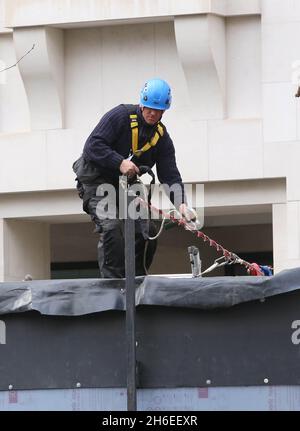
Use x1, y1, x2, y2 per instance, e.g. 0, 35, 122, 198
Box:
141, 107, 164, 125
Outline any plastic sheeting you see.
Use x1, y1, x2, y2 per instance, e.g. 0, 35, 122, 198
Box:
0, 267, 299, 316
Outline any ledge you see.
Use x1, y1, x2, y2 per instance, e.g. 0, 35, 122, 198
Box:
4, 0, 261, 29
0, 27, 12, 34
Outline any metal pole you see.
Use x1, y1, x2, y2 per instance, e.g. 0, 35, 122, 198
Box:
188, 246, 202, 277
125, 190, 136, 411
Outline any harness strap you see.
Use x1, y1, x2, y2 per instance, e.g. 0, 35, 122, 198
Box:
129, 113, 164, 158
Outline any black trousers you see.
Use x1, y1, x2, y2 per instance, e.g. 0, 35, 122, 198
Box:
85, 188, 157, 278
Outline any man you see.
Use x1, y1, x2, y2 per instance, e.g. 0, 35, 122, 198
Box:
74, 78, 190, 278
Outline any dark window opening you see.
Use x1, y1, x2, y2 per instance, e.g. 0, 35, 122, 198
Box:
51, 261, 99, 279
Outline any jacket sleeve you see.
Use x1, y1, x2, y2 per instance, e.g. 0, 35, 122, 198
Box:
156, 130, 186, 206
83, 106, 125, 170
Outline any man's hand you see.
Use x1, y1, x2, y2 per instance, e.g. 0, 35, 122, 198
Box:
120, 160, 140, 177
178, 203, 197, 222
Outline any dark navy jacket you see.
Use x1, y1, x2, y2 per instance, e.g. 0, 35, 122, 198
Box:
83, 104, 185, 204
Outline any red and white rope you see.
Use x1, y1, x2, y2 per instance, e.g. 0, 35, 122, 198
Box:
138, 197, 264, 276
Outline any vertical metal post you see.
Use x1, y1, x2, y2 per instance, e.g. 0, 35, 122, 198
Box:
125, 190, 136, 411
188, 246, 202, 277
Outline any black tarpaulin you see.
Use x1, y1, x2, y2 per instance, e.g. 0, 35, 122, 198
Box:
0, 267, 299, 316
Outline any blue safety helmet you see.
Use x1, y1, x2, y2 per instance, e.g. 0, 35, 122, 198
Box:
140, 78, 172, 110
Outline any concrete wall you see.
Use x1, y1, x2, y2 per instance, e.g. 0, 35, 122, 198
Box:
0, 16, 263, 187
0, 0, 300, 279
0, 219, 50, 281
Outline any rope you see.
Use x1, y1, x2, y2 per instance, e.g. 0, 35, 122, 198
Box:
120, 174, 265, 276
0, 44, 35, 73
137, 197, 264, 276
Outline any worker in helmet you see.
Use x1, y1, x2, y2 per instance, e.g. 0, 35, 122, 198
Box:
73, 78, 190, 278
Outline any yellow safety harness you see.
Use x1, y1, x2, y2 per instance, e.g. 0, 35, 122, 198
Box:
129, 113, 164, 158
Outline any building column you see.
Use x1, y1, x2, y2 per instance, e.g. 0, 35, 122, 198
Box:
13, 26, 64, 130
272, 202, 300, 274
0, 219, 50, 282
174, 14, 226, 120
